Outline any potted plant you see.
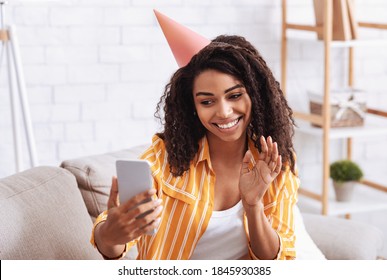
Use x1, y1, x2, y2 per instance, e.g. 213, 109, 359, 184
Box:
330, 160, 363, 202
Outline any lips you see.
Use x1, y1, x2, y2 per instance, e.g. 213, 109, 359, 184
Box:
213, 117, 242, 129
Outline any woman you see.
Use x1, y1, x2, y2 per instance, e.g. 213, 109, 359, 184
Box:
91, 35, 299, 260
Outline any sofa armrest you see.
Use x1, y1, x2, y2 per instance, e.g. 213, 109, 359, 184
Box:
302, 213, 384, 259
0, 166, 102, 259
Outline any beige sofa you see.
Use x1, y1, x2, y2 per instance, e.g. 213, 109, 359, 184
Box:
0, 145, 384, 260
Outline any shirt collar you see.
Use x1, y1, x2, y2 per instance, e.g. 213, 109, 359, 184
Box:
195, 136, 211, 167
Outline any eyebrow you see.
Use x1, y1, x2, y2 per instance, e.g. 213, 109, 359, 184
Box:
225, 84, 244, 93
195, 84, 244, 97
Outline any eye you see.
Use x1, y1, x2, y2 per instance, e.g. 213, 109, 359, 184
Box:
200, 100, 213, 106
229, 93, 242, 100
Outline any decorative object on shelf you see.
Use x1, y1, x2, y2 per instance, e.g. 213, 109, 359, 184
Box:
308, 89, 366, 128
313, 0, 357, 40
330, 160, 363, 202
346, 0, 358, 39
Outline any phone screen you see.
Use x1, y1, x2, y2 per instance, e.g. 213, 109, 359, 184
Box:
116, 159, 152, 204
116, 159, 157, 235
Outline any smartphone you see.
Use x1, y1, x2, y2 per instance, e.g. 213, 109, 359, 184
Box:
116, 159, 153, 205
116, 159, 157, 235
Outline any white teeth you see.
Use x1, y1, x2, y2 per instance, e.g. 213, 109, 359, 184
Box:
217, 118, 239, 129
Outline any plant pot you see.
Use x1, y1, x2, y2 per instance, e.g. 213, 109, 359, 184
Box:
333, 181, 356, 202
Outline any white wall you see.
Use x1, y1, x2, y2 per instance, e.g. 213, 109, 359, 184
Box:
0, 0, 386, 257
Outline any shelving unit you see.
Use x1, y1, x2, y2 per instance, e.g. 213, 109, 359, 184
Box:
281, 0, 387, 216
299, 185, 387, 216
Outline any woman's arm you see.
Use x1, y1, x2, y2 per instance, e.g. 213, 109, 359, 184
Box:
243, 202, 281, 259
94, 221, 127, 259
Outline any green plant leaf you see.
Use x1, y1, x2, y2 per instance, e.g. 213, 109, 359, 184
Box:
329, 160, 363, 183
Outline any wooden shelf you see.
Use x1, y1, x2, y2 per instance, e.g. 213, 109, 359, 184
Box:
284, 37, 387, 48
298, 184, 387, 216
295, 117, 387, 139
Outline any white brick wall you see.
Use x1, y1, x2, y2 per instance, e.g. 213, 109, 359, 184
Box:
1, 0, 387, 258
46, 46, 99, 64
25, 65, 67, 85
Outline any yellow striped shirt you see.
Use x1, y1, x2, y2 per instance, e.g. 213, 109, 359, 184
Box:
91, 134, 299, 260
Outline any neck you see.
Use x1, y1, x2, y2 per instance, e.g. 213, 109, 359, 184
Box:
207, 133, 248, 163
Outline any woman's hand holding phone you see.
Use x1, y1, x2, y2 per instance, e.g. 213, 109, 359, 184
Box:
99, 177, 163, 246
94, 173, 163, 259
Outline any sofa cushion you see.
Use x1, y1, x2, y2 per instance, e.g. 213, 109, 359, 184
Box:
302, 213, 384, 259
0, 166, 102, 259
60, 145, 147, 222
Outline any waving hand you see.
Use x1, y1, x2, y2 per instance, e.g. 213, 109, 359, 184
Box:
239, 136, 282, 206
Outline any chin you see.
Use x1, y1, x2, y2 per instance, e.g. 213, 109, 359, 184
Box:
207, 129, 247, 143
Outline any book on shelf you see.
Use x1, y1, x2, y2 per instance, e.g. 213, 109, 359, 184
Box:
346, 0, 358, 39
313, 0, 358, 41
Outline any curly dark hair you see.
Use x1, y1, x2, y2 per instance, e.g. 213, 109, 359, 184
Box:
155, 35, 296, 176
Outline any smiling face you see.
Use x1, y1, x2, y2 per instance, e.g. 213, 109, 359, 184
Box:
192, 69, 252, 144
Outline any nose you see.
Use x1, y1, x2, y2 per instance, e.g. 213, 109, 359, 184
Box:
216, 100, 233, 118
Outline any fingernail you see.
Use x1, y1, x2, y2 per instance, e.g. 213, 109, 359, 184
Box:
148, 189, 156, 195
155, 198, 163, 205
154, 217, 162, 226
155, 205, 164, 214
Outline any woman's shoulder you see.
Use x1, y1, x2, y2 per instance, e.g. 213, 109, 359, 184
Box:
151, 133, 166, 146
140, 133, 167, 159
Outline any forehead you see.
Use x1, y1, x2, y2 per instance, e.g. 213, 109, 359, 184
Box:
193, 69, 242, 92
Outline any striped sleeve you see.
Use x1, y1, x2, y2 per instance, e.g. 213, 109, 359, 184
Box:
90, 210, 108, 248
269, 166, 299, 260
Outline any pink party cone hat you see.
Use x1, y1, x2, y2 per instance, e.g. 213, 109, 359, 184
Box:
154, 9, 211, 67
